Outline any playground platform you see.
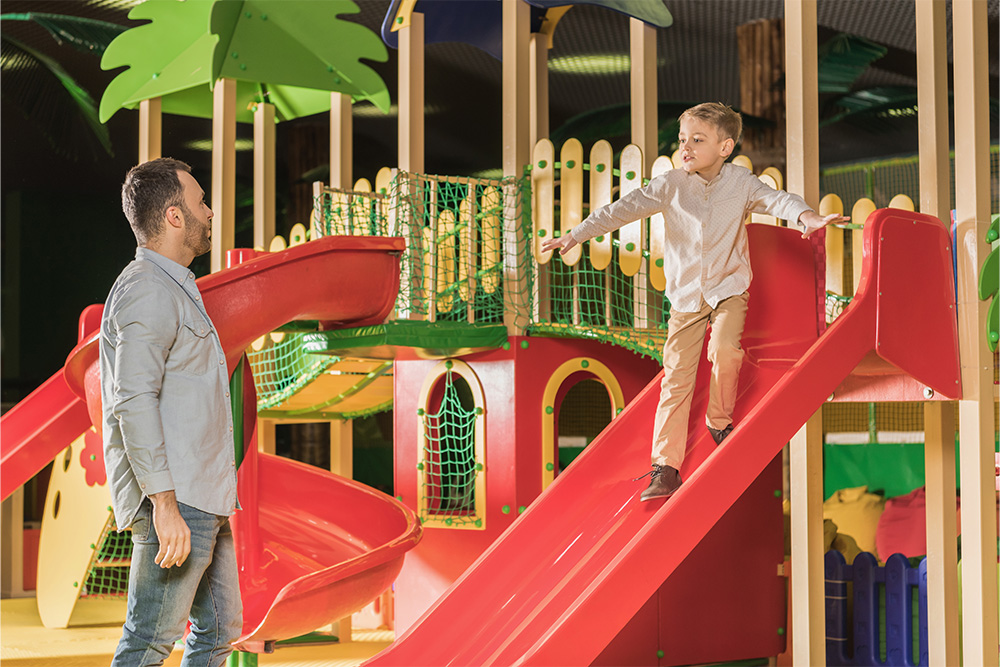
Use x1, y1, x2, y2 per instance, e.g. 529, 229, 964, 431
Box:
0, 597, 391, 667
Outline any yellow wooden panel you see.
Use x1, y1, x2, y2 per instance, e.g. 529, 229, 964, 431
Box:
648, 155, 672, 292
732, 154, 754, 171
532, 139, 555, 264
37, 431, 120, 628
437, 209, 456, 312
481, 187, 502, 295
560, 138, 584, 266
422, 226, 435, 313
288, 222, 308, 246
589, 140, 614, 270
761, 166, 783, 191
821, 194, 846, 296
353, 177, 372, 192
751, 174, 779, 225
618, 144, 643, 277
458, 197, 475, 301
269, 236, 287, 251
888, 193, 915, 211
375, 167, 393, 196
851, 198, 877, 295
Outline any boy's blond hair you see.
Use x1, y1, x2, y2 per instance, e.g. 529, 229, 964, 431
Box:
680, 102, 742, 144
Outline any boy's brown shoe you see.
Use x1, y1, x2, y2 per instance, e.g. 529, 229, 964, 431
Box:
708, 424, 734, 444
635, 464, 682, 501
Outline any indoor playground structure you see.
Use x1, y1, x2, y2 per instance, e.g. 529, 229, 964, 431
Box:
1, 1, 997, 667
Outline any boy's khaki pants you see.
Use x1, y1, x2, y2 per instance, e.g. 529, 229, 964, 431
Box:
651, 291, 749, 470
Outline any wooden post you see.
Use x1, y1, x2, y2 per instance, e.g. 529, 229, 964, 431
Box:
736, 19, 786, 171
330, 419, 353, 479
952, 1, 999, 665
916, 2, 961, 664
784, 2, 823, 664
330, 92, 353, 189
138, 97, 162, 163
629, 18, 657, 176
211, 78, 237, 273
253, 102, 276, 251
529, 32, 549, 150
399, 13, 425, 175
257, 419, 276, 456
1, 489, 28, 598
502, 0, 530, 335
788, 409, 825, 666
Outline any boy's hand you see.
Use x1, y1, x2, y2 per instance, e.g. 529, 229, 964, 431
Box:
540, 233, 579, 256
797, 210, 850, 238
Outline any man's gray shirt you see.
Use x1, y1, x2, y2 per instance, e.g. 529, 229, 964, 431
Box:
100, 247, 238, 530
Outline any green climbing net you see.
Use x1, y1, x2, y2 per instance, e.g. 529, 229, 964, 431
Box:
81, 513, 131, 598
418, 369, 482, 527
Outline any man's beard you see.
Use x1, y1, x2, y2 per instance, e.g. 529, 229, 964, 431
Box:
180, 203, 211, 256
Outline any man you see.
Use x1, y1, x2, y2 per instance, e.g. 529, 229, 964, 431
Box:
101, 158, 242, 666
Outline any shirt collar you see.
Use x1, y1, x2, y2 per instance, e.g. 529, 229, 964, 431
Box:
689, 162, 728, 186
136, 247, 194, 286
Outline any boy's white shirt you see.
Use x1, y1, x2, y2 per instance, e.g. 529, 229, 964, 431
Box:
569, 163, 811, 313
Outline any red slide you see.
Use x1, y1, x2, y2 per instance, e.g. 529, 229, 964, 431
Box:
367, 210, 960, 666
3, 237, 422, 647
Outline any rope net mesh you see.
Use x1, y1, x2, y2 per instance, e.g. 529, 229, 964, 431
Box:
419, 370, 481, 527
246, 333, 337, 411
81, 513, 131, 598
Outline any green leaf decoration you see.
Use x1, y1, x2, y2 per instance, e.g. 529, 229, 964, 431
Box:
981, 213, 999, 352
1, 33, 113, 160
817, 33, 887, 94
528, 0, 672, 29
0, 12, 127, 56
100, 0, 389, 123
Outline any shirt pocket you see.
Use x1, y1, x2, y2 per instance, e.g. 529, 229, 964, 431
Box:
170, 319, 216, 376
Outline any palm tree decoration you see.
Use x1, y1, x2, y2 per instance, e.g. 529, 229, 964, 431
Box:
1, 12, 126, 160
99, 0, 390, 124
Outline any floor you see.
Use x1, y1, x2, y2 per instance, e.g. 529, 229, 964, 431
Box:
1, 597, 393, 667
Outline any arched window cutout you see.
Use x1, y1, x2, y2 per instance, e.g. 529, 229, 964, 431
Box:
417, 360, 486, 529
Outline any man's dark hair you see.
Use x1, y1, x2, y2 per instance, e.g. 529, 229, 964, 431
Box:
121, 157, 191, 245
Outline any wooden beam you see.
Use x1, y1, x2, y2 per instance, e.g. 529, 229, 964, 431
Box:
952, 1, 999, 665
629, 18, 657, 174
253, 102, 276, 251
138, 98, 162, 163
788, 409, 825, 666
783, 0, 819, 208
916, 2, 961, 664
329, 419, 353, 479
399, 12, 425, 174
529, 33, 549, 149
211, 78, 237, 273
502, 0, 530, 178
330, 92, 353, 189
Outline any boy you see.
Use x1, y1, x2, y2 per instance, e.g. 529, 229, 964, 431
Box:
541, 103, 847, 501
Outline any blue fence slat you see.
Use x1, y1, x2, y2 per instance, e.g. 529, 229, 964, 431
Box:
826, 550, 852, 666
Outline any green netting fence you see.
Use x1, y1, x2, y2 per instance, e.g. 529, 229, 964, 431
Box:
80, 512, 131, 599
418, 368, 483, 527
246, 333, 338, 411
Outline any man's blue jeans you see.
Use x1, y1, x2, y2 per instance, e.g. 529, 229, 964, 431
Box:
112, 500, 243, 667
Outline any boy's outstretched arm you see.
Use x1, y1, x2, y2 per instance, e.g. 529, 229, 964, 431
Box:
797, 210, 850, 238
540, 233, 579, 255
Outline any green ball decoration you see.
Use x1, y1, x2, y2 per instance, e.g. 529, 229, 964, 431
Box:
245, 11, 252, 18
655, 258, 664, 268
502, 342, 511, 351
777, 627, 785, 636
417, 408, 425, 416
502, 504, 511, 514
240, 63, 247, 71
232, 51, 239, 59
518, 505, 527, 514
538, 160, 548, 169
596, 163, 606, 172
445, 360, 454, 369
396, 16, 404, 24
475, 519, 483, 527
538, 229, 547, 237
774, 490, 782, 498
260, 14, 267, 20
580, 359, 589, 368
445, 518, 453, 526
416, 462, 424, 470
625, 171, 636, 180
475, 407, 484, 415
396, 496, 403, 501
595, 235, 605, 243
566, 160, 576, 169
625, 242, 636, 252
476, 463, 484, 471
616, 408, 623, 415
90, 454, 96, 461
545, 462, 554, 471
520, 340, 529, 349
73, 581, 79, 588
657, 650, 665, 659
545, 405, 554, 415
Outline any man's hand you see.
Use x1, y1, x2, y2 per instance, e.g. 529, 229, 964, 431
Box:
798, 211, 850, 238
149, 490, 191, 568
540, 233, 579, 256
